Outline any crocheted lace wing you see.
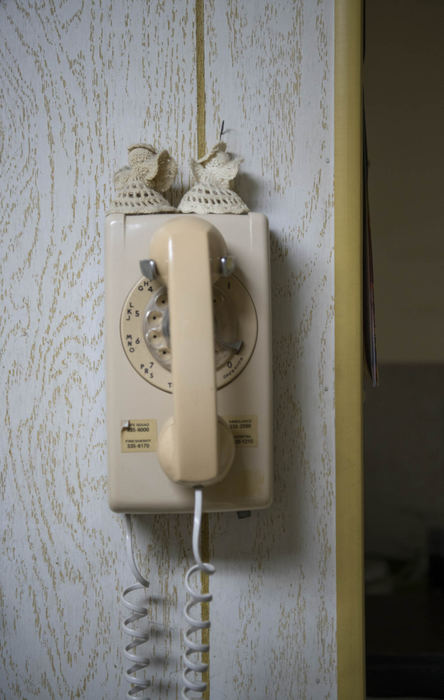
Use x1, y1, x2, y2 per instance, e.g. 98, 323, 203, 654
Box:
108, 144, 177, 214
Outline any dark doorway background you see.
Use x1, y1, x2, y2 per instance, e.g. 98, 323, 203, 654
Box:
364, 1, 444, 697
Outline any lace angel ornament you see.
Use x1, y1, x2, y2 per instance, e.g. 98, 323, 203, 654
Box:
178, 142, 248, 214
109, 143, 177, 214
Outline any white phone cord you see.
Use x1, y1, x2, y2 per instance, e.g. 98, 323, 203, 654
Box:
121, 492, 214, 699
182, 487, 215, 698
121, 514, 152, 699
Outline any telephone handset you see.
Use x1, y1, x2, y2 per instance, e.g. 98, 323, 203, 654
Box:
105, 211, 272, 512
145, 216, 235, 486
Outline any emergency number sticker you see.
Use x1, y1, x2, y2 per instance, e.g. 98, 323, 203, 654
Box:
121, 419, 158, 453
224, 415, 258, 447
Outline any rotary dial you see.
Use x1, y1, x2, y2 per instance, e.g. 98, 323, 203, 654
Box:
120, 274, 257, 392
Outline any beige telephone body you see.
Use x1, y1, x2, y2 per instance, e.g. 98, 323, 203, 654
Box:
105, 212, 272, 512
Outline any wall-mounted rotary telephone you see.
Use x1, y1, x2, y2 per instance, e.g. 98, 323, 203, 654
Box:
105, 211, 272, 696
105, 212, 272, 512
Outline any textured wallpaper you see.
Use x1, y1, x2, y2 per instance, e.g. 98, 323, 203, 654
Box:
0, 1, 335, 697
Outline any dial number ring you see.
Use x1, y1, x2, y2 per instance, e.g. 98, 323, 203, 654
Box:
120, 275, 257, 393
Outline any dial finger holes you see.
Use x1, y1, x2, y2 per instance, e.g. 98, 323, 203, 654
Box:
121, 275, 257, 392
146, 329, 165, 349
146, 310, 162, 328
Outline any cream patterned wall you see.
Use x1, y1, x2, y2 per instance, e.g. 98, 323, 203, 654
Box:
0, 1, 335, 698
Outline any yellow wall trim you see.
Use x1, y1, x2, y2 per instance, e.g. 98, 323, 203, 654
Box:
334, 0, 365, 697
196, 0, 206, 159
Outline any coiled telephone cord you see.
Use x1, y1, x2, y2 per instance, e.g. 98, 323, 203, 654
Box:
121, 515, 152, 699
122, 490, 214, 699
182, 487, 215, 699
